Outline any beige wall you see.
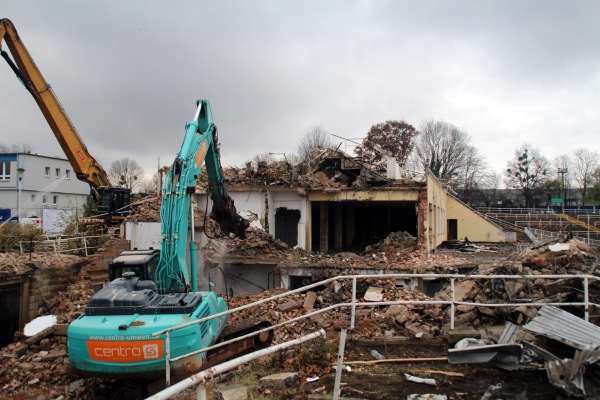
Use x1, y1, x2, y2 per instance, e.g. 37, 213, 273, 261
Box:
308, 190, 419, 202
446, 196, 506, 242
426, 173, 447, 253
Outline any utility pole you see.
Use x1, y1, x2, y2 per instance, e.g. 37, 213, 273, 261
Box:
17, 167, 25, 222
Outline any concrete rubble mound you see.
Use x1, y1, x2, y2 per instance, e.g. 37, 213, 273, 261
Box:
438, 235, 599, 327
127, 194, 161, 221
511, 235, 597, 274
0, 252, 81, 274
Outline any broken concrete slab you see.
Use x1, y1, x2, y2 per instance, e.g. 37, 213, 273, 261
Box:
304, 291, 317, 310
443, 326, 481, 345
260, 372, 299, 390
363, 286, 384, 302
214, 384, 248, 400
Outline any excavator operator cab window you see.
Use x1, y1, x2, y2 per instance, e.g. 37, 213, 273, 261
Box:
111, 266, 142, 281
145, 256, 159, 281
108, 250, 160, 282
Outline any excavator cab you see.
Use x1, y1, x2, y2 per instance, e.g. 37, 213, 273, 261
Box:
108, 249, 160, 282
96, 187, 131, 220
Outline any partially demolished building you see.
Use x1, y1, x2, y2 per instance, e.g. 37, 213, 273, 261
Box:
169, 148, 509, 292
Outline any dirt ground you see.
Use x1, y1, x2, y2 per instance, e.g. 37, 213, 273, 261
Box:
199, 337, 568, 400
304, 339, 563, 400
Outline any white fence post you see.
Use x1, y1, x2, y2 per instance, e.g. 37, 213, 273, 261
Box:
332, 328, 347, 400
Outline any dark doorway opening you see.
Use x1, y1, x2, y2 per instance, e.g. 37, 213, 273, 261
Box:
447, 219, 458, 240
275, 208, 300, 247
0, 285, 20, 347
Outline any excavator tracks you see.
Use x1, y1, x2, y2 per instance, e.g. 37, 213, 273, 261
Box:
202, 317, 273, 370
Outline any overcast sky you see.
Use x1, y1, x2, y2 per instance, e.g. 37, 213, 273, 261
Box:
2, 1, 599, 184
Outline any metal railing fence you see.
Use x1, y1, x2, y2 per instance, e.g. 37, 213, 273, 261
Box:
149, 272, 600, 398
478, 207, 599, 214
19, 234, 111, 256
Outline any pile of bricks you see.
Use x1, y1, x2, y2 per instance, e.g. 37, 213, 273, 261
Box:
437, 236, 599, 326
0, 252, 81, 274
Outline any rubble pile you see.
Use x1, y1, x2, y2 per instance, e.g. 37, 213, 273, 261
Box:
439, 236, 599, 327
225, 277, 444, 343
1, 332, 73, 399
204, 226, 291, 261
0, 252, 81, 274
363, 231, 417, 255
196, 161, 296, 190
206, 228, 470, 274
512, 235, 597, 274
127, 195, 161, 221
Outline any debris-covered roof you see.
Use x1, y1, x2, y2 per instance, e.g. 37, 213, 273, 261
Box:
196, 147, 425, 192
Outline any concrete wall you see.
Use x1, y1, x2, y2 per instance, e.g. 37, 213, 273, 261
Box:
426, 173, 448, 253
446, 196, 506, 242
209, 263, 276, 295
125, 221, 162, 250
269, 190, 307, 249
27, 262, 82, 322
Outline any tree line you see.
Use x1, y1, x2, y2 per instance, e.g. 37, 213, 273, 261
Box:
274, 121, 600, 209
4, 121, 600, 209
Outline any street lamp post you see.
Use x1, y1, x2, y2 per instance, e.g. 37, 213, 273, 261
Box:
557, 168, 567, 213
17, 167, 25, 223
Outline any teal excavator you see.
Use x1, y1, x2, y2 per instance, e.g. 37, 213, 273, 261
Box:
67, 100, 266, 388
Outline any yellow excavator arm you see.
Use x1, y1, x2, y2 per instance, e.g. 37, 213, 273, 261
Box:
0, 18, 110, 190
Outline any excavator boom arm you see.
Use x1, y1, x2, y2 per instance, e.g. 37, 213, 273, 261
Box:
155, 100, 247, 293
0, 18, 110, 189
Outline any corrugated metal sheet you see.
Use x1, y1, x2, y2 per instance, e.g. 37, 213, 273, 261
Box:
523, 306, 600, 350
498, 321, 519, 344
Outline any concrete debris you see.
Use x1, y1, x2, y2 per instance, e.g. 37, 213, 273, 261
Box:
259, 372, 299, 390
127, 194, 161, 221
437, 236, 599, 327
511, 235, 597, 275
404, 373, 436, 386
205, 226, 290, 262
0, 225, 596, 398
194, 148, 422, 191
0, 252, 81, 274
407, 395, 447, 400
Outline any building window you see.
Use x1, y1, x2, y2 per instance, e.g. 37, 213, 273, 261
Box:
55, 168, 60, 178
66, 169, 71, 179
45, 167, 50, 177
42, 195, 47, 205
0, 161, 11, 181
31, 194, 36, 204
53, 195, 58, 205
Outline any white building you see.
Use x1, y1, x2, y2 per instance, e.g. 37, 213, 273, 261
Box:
0, 153, 89, 228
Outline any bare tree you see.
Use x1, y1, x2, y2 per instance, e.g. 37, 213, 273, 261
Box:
473, 171, 503, 207
296, 126, 335, 162
0, 143, 33, 153
354, 120, 418, 168
571, 148, 599, 206
252, 152, 275, 166
505, 144, 549, 208
139, 170, 162, 195
414, 119, 481, 185
458, 150, 488, 205
108, 157, 144, 192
